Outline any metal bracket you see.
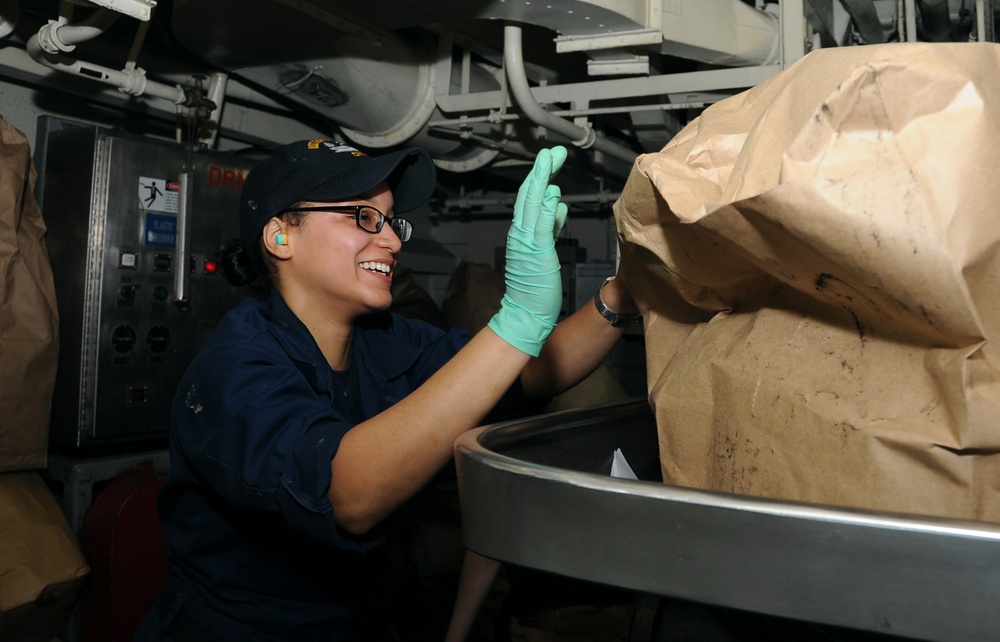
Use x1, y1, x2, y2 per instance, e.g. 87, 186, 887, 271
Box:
586, 54, 650, 77
555, 28, 663, 53
85, 0, 157, 21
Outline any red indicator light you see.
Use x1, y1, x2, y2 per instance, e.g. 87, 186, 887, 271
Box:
204, 258, 218, 274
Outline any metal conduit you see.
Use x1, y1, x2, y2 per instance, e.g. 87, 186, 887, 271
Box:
503, 24, 637, 165
26, 8, 187, 104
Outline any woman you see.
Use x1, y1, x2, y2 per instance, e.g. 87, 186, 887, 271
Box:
135, 139, 638, 641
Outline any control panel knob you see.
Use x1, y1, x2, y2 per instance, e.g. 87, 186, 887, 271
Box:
146, 325, 171, 353
111, 325, 137, 353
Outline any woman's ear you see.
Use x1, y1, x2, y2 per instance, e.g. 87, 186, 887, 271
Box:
262, 217, 292, 259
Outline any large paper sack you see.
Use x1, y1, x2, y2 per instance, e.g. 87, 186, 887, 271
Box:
0, 119, 58, 472
615, 43, 1000, 522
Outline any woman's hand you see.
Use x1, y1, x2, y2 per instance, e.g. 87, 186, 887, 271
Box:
487, 146, 569, 356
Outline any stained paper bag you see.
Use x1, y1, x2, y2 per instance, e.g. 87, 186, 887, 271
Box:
0, 118, 58, 472
615, 43, 1000, 522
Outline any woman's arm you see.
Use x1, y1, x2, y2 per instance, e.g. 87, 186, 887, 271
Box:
330, 328, 530, 534
520, 270, 638, 399
329, 148, 568, 535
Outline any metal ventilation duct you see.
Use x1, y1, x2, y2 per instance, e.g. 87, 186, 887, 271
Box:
171, 0, 783, 176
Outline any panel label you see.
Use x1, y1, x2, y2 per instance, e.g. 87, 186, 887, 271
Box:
144, 212, 177, 247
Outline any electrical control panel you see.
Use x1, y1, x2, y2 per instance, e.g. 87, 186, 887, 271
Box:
41, 126, 258, 448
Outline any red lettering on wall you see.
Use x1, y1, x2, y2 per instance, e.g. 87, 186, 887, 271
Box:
207, 166, 246, 191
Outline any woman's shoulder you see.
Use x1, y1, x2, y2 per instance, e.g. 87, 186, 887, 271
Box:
192, 298, 287, 367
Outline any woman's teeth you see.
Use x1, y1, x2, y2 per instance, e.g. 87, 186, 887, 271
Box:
360, 261, 391, 275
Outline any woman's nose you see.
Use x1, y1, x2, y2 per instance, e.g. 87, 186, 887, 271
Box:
376, 223, 402, 250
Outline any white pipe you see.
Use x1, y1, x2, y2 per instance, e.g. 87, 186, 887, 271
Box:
26, 9, 187, 104
34, 8, 118, 53
503, 24, 636, 165
0, 45, 319, 149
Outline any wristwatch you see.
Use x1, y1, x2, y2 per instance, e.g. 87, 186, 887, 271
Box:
593, 277, 640, 328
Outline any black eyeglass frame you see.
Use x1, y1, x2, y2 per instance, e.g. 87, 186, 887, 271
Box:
282, 205, 413, 242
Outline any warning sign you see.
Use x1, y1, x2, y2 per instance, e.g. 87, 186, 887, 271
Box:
138, 177, 179, 213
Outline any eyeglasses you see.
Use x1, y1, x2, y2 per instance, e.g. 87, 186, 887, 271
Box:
282, 205, 413, 242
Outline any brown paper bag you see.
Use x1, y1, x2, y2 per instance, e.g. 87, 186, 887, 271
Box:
0, 472, 90, 642
0, 119, 58, 473
616, 42, 1000, 522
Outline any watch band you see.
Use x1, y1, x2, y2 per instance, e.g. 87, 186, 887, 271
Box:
593, 277, 640, 328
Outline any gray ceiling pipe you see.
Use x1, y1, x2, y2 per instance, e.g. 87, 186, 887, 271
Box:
503, 24, 637, 165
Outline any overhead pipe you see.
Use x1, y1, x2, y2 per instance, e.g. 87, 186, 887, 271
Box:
26, 7, 190, 104
427, 99, 708, 128
34, 5, 119, 52
503, 24, 637, 165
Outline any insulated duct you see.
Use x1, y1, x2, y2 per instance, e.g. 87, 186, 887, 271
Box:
169, 0, 780, 176
215, 23, 520, 171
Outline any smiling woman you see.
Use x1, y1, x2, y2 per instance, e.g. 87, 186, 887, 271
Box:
133, 139, 639, 642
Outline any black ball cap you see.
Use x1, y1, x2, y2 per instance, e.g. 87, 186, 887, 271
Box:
238, 139, 435, 257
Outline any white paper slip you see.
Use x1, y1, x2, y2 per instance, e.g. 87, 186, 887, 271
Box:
610, 448, 638, 480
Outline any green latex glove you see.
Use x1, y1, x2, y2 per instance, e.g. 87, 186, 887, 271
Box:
487, 146, 569, 356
